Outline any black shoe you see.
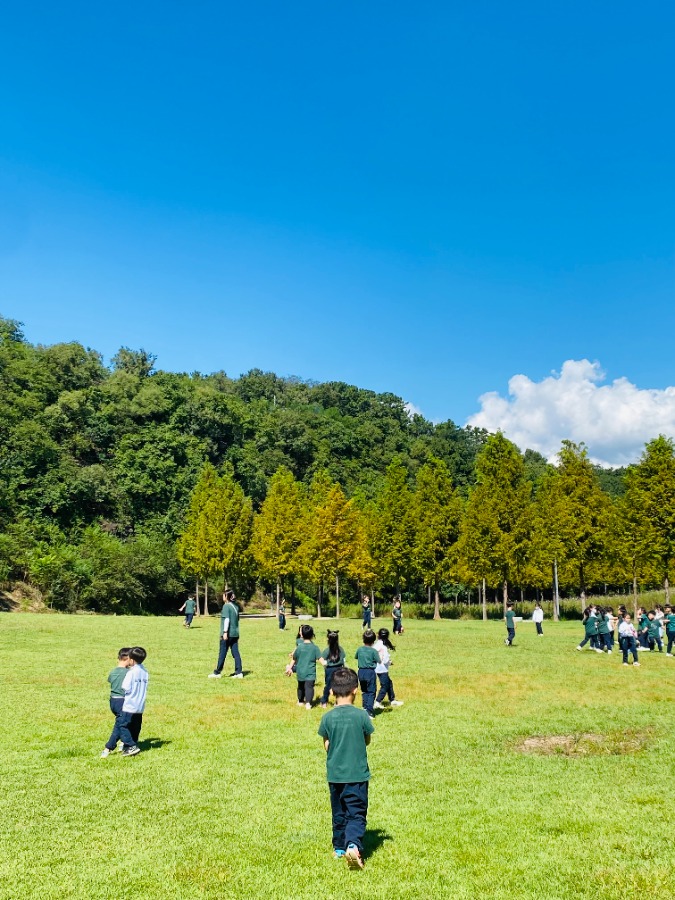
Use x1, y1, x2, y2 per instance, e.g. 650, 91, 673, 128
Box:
122, 746, 141, 757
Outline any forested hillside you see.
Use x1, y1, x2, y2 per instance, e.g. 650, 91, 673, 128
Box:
0, 317, 486, 611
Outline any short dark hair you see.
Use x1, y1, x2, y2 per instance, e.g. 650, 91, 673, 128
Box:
506, 602, 514, 609
331, 667, 358, 697
362, 629, 376, 645
118, 647, 131, 659
224, 589, 236, 601
129, 646, 147, 663
300, 624, 314, 640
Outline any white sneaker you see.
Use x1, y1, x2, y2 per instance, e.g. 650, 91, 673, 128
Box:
373, 701, 384, 709
230, 673, 243, 679
623, 663, 629, 666
633, 662, 641, 667
594, 648, 603, 653
117, 744, 124, 752
607, 650, 612, 654
305, 703, 312, 710
390, 700, 404, 707
100, 748, 110, 758
208, 673, 222, 678
576, 646, 583, 651
667, 653, 673, 657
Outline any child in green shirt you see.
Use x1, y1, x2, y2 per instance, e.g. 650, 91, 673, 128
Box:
291, 625, 326, 709
355, 630, 379, 718
664, 605, 675, 656
101, 647, 130, 757
504, 602, 516, 646
318, 667, 374, 870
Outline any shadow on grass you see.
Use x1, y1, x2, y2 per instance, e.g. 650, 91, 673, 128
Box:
363, 828, 394, 859
138, 737, 172, 751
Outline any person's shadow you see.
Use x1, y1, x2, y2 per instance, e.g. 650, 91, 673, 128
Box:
138, 738, 172, 751
363, 828, 393, 859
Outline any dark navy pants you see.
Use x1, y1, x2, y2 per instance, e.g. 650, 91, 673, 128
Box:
329, 781, 369, 852
321, 666, 339, 705
376, 671, 395, 703
215, 637, 242, 674
358, 668, 376, 715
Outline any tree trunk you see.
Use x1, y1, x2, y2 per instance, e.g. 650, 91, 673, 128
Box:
433, 575, 441, 621
482, 577, 487, 622
371, 588, 375, 618
203, 579, 209, 616
553, 557, 560, 622
579, 563, 586, 612
196, 579, 200, 617
632, 557, 638, 615
290, 574, 296, 615
276, 577, 281, 618
335, 573, 340, 619
665, 575, 671, 604
317, 581, 323, 619
427, 584, 432, 606
502, 579, 508, 613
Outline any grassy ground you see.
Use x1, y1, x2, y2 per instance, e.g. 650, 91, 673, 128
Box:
1, 613, 674, 900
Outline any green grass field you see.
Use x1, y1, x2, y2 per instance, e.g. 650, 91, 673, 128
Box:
2, 613, 675, 900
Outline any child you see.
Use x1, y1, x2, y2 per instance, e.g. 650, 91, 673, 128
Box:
532, 602, 544, 636
355, 630, 379, 718
504, 602, 516, 646
637, 607, 650, 649
179, 595, 196, 628
320, 630, 346, 709
278, 599, 286, 631
618, 613, 640, 666
101, 647, 131, 757
392, 598, 403, 635
664, 604, 675, 656
597, 606, 612, 653
361, 596, 372, 630
118, 646, 149, 756
317, 667, 374, 870
577, 607, 601, 652
292, 624, 325, 709
373, 628, 403, 709
646, 610, 663, 653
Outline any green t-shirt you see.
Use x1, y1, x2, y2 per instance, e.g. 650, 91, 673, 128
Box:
665, 613, 675, 633
505, 610, 515, 629
220, 601, 240, 638
584, 616, 598, 636
108, 666, 127, 698
647, 618, 661, 638
639, 614, 649, 631
355, 646, 379, 669
185, 598, 196, 614
293, 642, 322, 680
597, 614, 610, 635
392, 605, 402, 621
322, 647, 346, 668
318, 704, 374, 783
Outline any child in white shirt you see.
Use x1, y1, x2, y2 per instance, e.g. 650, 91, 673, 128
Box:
373, 628, 403, 710
119, 647, 149, 756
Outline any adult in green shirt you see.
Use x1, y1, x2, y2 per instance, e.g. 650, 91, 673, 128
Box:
504, 603, 516, 646
209, 590, 243, 678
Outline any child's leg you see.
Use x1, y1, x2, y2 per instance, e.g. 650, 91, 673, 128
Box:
304, 680, 315, 706
359, 670, 376, 715
329, 783, 347, 852
229, 638, 242, 674
342, 782, 368, 853
622, 640, 629, 664
129, 713, 143, 744
668, 634, 675, 654
656, 635, 663, 652
105, 698, 125, 750
578, 635, 590, 648
507, 628, 515, 645
321, 668, 334, 705
536, 622, 543, 635
297, 680, 304, 703
118, 712, 136, 748
375, 674, 386, 704
214, 639, 228, 674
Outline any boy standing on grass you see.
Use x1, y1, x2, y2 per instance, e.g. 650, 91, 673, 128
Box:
355, 630, 379, 718
118, 647, 149, 757
101, 647, 130, 757
504, 602, 516, 646
318, 667, 374, 870
179, 595, 196, 627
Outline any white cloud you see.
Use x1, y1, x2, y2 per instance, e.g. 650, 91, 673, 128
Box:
466, 360, 675, 467
404, 400, 424, 419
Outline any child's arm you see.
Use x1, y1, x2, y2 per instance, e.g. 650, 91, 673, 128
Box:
318, 657, 327, 667
365, 734, 371, 746
178, 603, 185, 612
323, 738, 330, 752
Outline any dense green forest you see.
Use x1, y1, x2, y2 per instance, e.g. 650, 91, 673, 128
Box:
3, 315, 673, 618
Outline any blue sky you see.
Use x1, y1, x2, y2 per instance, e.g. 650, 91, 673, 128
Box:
1, 2, 674, 461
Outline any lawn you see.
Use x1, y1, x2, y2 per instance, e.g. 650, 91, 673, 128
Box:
1, 613, 674, 900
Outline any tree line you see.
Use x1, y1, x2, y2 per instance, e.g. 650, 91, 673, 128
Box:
2, 315, 669, 616
175, 434, 675, 621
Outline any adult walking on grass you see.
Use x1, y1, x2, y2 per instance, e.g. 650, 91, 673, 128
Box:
209, 589, 243, 679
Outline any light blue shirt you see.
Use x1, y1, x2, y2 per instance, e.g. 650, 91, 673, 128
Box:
122, 663, 149, 713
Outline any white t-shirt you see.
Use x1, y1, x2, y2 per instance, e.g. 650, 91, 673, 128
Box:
619, 621, 636, 639
532, 608, 544, 623
374, 640, 391, 674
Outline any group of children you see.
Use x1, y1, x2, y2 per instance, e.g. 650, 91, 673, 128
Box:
286, 624, 404, 718
101, 646, 149, 758
577, 603, 675, 665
